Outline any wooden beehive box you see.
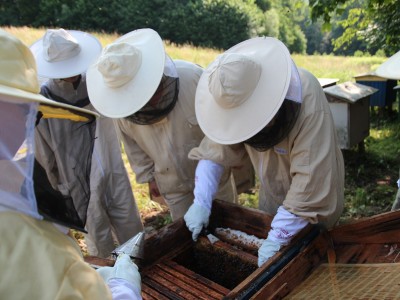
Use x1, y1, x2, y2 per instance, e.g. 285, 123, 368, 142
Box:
86, 200, 322, 299
86, 204, 400, 299
324, 81, 377, 149
276, 210, 400, 299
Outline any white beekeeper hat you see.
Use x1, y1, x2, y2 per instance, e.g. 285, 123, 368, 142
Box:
86, 28, 165, 118
376, 50, 400, 80
0, 29, 97, 118
195, 36, 293, 145
30, 28, 102, 79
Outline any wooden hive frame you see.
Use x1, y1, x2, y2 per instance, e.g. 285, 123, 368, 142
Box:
85, 199, 322, 299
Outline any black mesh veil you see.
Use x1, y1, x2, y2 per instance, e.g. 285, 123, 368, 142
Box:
244, 99, 301, 151
34, 108, 96, 232
125, 55, 179, 125
244, 60, 303, 152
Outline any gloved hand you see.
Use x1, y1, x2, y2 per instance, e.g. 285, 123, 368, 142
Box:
257, 206, 309, 267
97, 253, 141, 293
184, 202, 210, 241
257, 237, 281, 267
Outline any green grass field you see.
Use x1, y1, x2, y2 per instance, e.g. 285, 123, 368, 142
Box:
4, 26, 397, 225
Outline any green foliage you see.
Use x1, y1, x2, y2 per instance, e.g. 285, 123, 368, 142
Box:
354, 50, 364, 57
270, 0, 307, 53
309, 0, 400, 56
375, 49, 386, 57
255, 0, 272, 11
0, 0, 268, 50
181, 0, 259, 49
0, 0, 310, 51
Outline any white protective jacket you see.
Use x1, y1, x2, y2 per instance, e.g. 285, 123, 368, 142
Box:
35, 75, 143, 257
116, 60, 239, 220
189, 68, 344, 229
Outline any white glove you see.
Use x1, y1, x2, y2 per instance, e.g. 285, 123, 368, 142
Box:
184, 202, 210, 241
258, 206, 309, 267
258, 238, 281, 267
97, 253, 141, 294
184, 159, 224, 241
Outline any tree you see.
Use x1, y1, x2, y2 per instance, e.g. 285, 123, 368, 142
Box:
308, 0, 400, 55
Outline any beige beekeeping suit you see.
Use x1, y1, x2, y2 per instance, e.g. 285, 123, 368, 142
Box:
189, 68, 344, 229
35, 75, 143, 258
116, 60, 241, 220
0, 212, 112, 300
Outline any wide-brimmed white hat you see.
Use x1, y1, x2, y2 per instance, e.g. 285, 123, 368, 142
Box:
86, 28, 165, 118
376, 50, 400, 80
0, 29, 97, 118
196, 37, 292, 145
30, 28, 102, 79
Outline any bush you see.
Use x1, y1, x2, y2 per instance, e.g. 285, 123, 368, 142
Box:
1, 0, 267, 49
354, 50, 364, 57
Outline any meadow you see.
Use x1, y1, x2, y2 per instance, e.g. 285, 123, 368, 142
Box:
4, 26, 385, 81
4, 26, 397, 227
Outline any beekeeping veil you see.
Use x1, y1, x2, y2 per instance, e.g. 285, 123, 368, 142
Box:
0, 29, 97, 232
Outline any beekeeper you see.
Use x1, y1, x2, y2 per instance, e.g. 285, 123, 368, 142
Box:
86, 28, 245, 221
30, 28, 143, 258
375, 50, 400, 211
183, 36, 345, 267
0, 29, 141, 299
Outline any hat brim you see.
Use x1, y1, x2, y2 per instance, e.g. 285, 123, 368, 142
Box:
0, 83, 98, 118
86, 28, 165, 118
30, 30, 102, 79
376, 50, 400, 80
196, 37, 292, 145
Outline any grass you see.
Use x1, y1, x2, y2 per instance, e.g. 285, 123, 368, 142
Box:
4, 26, 398, 226
340, 106, 400, 220
292, 54, 386, 83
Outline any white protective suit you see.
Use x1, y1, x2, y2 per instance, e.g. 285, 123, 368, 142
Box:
116, 60, 242, 220
35, 74, 143, 258
189, 68, 344, 228
0, 100, 139, 300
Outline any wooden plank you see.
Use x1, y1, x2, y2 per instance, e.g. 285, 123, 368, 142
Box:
249, 232, 329, 299
142, 277, 186, 300
142, 282, 170, 300
141, 287, 161, 300
163, 260, 230, 296
84, 255, 114, 267
225, 225, 320, 299
335, 243, 400, 264
356, 243, 383, 263
334, 244, 365, 264
211, 199, 273, 238
143, 268, 204, 300
143, 218, 192, 265
197, 236, 258, 266
150, 264, 221, 300
330, 210, 400, 244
